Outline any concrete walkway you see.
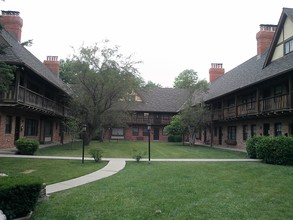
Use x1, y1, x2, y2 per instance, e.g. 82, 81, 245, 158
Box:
0, 153, 260, 194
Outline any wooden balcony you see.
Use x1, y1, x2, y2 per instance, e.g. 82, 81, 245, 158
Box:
0, 85, 70, 117
259, 94, 289, 112
212, 94, 291, 121
130, 116, 171, 125
237, 101, 258, 116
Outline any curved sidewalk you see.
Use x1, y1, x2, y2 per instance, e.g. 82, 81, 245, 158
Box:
46, 159, 126, 194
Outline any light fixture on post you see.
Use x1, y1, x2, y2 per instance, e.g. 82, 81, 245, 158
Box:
82, 124, 87, 164
147, 124, 151, 164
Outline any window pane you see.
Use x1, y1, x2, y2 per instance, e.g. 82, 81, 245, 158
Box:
5, 116, 12, 134
133, 127, 139, 136
112, 128, 124, 136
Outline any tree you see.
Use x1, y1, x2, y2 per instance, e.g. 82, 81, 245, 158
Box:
173, 69, 208, 92
63, 40, 141, 145
143, 80, 162, 89
0, 62, 15, 93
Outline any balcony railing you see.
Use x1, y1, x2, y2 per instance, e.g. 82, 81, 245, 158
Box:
130, 116, 171, 125
259, 94, 289, 112
212, 94, 291, 121
1, 85, 69, 117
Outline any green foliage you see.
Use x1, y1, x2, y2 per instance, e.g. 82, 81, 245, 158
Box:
143, 80, 162, 89
246, 136, 262, 159
62, 40, 142, 145
15, 138, 39, 155
131, 148, 146, 162
168, 135, 182, 142
89, 146, 103, 162
0, 62, 15, 93
173, 69, 208, 92
255, 136, 293, 165
0, 176, 42, 219
20, 39, 33, 47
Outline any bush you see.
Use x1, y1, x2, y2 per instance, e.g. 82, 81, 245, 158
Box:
15, 138, 39, 155
168, 135, 182, 142
89, 146, 103, 162
255, 136, 293, 165
132, 148, 146, 162
0, 176, 42, 219
246, 136, 263, 159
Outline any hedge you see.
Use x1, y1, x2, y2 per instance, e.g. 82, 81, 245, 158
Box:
246, 136, 293, 165
168, 135, 182, 142
15, 138, 39, 155
0, 176, 42, 219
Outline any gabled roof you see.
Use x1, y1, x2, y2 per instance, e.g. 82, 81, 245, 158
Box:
0, 29, 69, 94
205, 7, 293, 102
264, 8, 293, 67
127, 87, 191, 113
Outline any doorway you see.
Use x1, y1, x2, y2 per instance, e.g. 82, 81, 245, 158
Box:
14, 117, 20, 142
219, 127, 222, 145
153, 127, 160, 140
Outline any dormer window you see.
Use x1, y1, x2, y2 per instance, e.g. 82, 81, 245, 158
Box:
284, 38, 293, 55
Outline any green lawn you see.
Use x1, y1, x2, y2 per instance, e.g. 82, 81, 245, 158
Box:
0, 158, 106, 184
32, 162, 293, 220
36, 140, 247, 159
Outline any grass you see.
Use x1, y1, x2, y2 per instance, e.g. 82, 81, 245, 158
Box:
0, 158, 106, 184
32, 162, 293, 220
36, 140, 248, 159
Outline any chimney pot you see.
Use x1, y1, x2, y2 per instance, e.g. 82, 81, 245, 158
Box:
44, 56, 60, 78
0, 10, 23, 42
209, 63, 224, 82
256, 24, 277, 55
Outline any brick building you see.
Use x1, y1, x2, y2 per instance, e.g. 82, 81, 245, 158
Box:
198, 8, 293, 149
0, 11, 71, 149
104, 88, 191, 141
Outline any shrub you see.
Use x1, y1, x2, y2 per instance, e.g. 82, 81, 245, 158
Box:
246, 136, 263, 159
168, 135, 182, 142
132, 148, 146, 162
89, 146, 103, 162
0, 176, 42, 219
255, 136, 293, 165
15, 138, 39, 155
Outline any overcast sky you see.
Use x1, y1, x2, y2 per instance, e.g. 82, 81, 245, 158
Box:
2, 0, 293, 87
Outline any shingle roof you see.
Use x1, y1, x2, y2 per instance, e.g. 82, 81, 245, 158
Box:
0, 29, 69, 93
128, 87, 191, 112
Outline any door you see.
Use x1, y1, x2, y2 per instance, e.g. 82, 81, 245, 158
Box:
219, 127, 222, 145
14, 117, 20, 141
263, 123, 270, 136
44, 120, 53, 142
153, 127, 160, 140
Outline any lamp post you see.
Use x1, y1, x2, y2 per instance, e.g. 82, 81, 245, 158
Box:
147, 124, 151, 164
82, 124, 87, 164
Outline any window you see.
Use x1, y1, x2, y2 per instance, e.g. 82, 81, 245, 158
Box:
5, 115, 12, 134
24, 119, 38, 136
251, 124, 256, 137
243, 125, 248, 141
263, 123, 270, 136
132, 127, 139, 136
228, 126, 237, 141
274, 123, 282, 136
143, 127, 149, 136
284, 39, 293, 55
242, 92, 256, 109
112, 128, 124, 136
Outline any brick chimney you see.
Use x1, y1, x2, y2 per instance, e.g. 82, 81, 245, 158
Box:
0, 10, 23, 42
44, 56, 60, 78
256, 24, 277, 55
209, 63, 224, 82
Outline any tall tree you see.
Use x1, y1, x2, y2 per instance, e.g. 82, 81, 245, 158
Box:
143, 80, 162, 89
63, 41, 141, 145
173, 69, 208, 92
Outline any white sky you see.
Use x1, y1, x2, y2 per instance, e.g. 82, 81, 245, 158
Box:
2, 0, 293, 87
